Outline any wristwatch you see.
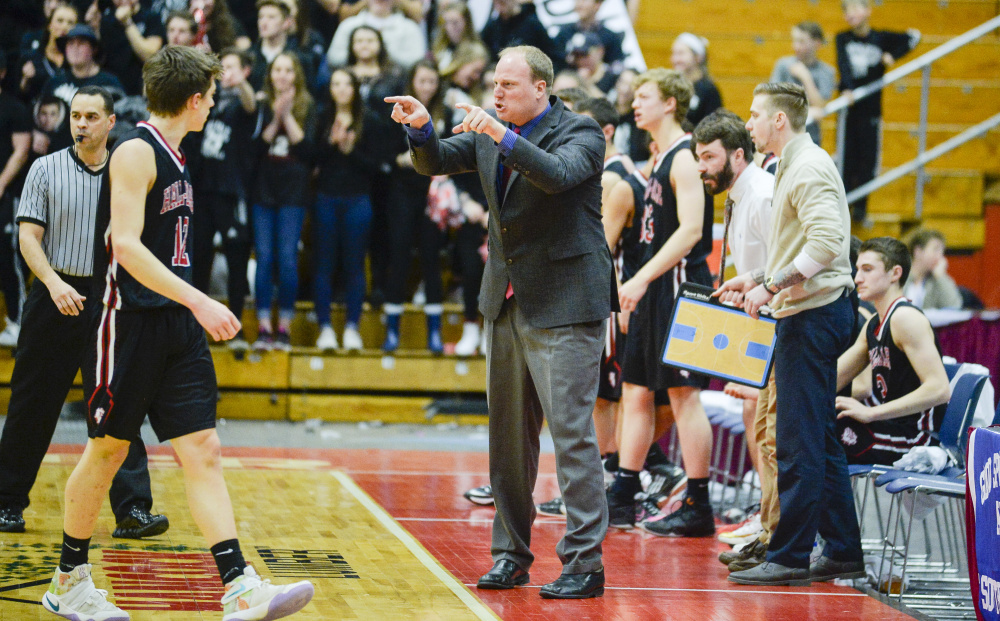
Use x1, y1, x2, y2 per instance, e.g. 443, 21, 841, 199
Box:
763, 277, 780, 296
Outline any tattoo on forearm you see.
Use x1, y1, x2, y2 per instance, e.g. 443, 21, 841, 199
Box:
772, 264, 807, 290
751, 269, 765, 285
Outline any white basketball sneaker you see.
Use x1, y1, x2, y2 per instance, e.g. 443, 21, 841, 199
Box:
41, 564, 129, 621
453, 322, 481, 356
221, 566, 314, 621
718, 512, 763, 546
315, 325, 338, 351
341, 324, 363, 351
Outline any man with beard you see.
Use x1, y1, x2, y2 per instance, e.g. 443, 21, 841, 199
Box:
693, 109, 775, 570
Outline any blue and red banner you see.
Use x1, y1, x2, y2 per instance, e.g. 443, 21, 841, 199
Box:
968, 426, 1000, 621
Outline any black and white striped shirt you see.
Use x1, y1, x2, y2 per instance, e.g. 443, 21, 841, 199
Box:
16, 147, 102, 277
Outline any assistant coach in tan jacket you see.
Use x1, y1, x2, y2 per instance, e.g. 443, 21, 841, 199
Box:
717, 82, 864, 587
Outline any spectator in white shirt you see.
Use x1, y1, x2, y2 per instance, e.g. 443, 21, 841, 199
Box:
327, 0, 426, 69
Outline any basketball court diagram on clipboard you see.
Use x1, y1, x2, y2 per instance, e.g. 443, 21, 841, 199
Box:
661, 283, 777, 388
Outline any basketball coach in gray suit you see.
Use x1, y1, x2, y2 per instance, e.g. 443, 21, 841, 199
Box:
387, 45, 617, 599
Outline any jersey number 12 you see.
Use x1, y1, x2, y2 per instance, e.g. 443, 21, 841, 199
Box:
172, 216, 190, 267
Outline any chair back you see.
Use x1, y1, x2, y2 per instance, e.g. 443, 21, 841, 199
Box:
938, 372, 988, 459
944, 362, 961, 381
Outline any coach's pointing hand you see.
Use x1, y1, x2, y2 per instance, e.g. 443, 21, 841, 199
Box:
453, 102, 506, 143
385, 95, 430, 129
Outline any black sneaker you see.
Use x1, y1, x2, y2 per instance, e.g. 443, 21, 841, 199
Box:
639, 496, 715, 537
645, 463, 687, 502
463, 485, 494, 505
0, 506, 25, 532
537, 497, 566, 517
606, 489, 635, 530
112, 506, 170, 539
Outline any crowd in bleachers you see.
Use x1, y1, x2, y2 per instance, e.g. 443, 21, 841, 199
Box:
0, 0, 992, 605
0, 0, 972, 355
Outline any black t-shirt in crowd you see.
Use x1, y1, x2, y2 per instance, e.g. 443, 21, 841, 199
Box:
225, 0, 259, 41
100, 7, 166, 96
314, 111, 380, 197
0, 92, 33, 197
18, 49, 62, 104
481, 3, 559, 62
836, 28, 919, 117
687, 76, 722, 129
252, 104, 316, 208
195, 85, 257, 198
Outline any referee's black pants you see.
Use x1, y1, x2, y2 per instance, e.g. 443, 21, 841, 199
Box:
0, 274, 153, 520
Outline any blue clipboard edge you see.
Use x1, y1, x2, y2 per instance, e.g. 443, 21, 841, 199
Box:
659, 282, 778, 389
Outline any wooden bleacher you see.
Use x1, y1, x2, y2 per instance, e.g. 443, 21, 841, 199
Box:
0, 302, 490, 424
635, 0, 1000, 249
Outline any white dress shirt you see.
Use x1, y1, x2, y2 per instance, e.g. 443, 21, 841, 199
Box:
727, 162, 774, 275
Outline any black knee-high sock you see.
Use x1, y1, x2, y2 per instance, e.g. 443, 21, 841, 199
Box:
59, 533, 90, 572
211, 539, 247, 585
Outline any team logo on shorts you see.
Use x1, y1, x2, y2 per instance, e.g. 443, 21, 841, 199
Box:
841, 427, 858, 446
94, 407, 105, 424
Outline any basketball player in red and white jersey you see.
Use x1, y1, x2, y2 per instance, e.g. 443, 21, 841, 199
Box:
607, 68, 716, 537
42, 46, 314, 621
835, 236, 951, 466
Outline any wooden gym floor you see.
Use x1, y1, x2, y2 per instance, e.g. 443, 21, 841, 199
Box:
0, 441, 920, 621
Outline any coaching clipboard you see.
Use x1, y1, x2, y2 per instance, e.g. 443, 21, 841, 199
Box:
660, 282, 777, 389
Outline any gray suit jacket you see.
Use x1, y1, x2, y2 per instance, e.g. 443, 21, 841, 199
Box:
409, 97, 619, 328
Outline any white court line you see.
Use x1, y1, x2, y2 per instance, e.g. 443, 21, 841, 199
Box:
461, 584, 868, 597
332, 471, 501, 621
345, 470, 556, 477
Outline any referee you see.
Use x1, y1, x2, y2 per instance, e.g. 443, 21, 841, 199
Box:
0, 86, 168, 538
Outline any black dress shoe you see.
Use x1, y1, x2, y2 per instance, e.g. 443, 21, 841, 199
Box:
113, 506, 170, 539
540, 568, 605, 599
476, 559, 529, 590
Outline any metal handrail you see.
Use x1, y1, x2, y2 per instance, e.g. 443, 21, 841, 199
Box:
845, 112, 1000, 204
825, 14, 1000, 218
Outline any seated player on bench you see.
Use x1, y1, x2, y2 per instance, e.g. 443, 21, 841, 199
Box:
834, 237, 951, 466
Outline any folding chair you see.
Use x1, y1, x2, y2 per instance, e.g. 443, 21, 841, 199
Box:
877, 476, 972, 618
870, 372, 988, 612
852, 363, 974, 547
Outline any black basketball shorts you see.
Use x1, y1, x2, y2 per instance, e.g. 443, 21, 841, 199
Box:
622, 260, 711, 392
84, 305, 218, 442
